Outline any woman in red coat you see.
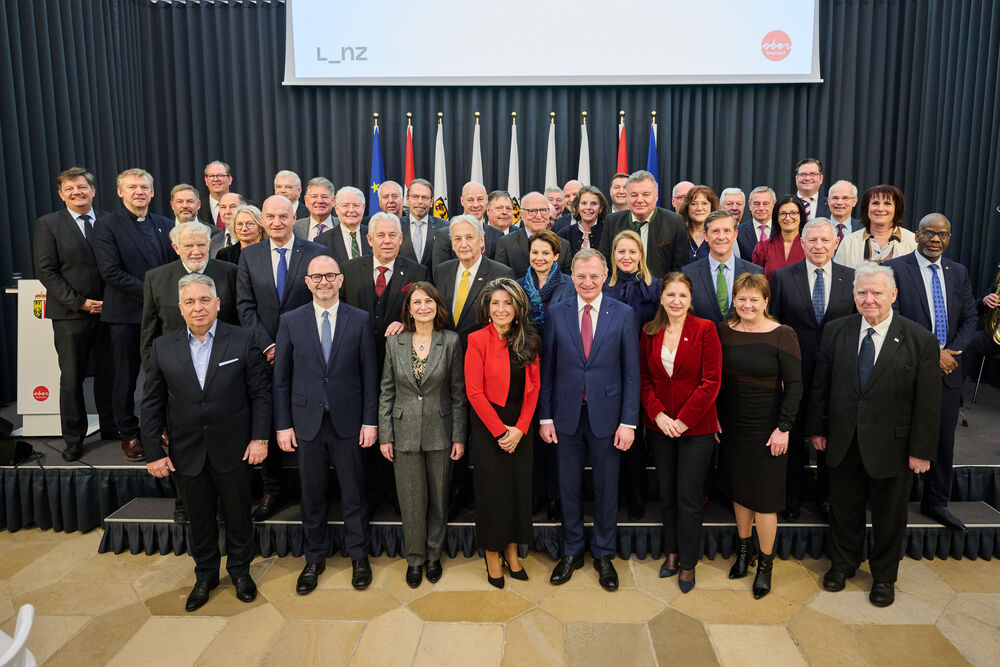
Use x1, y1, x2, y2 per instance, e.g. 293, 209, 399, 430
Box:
640, 272, 722, 593
751, 195, 806, 278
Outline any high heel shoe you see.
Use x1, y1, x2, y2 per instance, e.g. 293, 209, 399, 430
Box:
503, 557, 529, 581
659, 554, 678, 578
752, 552, 773, 599
486, 562, 505, 589
678, 568, 696, 594
728, 537, 756, 579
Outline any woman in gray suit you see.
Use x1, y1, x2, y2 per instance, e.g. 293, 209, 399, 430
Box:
379, 281, 467, 588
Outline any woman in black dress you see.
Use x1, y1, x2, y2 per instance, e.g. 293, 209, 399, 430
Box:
717, 273, 802, 599
464, 278, 541, 588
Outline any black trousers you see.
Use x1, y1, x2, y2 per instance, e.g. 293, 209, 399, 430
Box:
531, 416, 559, 501
107, 322, 141, 438
51, 317, 114, 445
298, 412, 369, 563
828, 438, 913, 583
923, 382, 961, 508
786, 402, 829, 507
174, 460, 254, 583
619, 424, 648, 502
648, 431, 715, 570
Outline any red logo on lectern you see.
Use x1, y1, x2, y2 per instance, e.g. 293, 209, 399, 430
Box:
33, 386, 49, 401
761, 30, 792, 61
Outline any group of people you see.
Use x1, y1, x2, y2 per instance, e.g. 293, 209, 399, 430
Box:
31, 157, 997, 612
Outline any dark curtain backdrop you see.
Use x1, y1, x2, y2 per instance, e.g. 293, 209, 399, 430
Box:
2, 0, 999, 400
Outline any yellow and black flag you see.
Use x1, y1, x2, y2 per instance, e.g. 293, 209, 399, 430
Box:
433, 112, 449, 220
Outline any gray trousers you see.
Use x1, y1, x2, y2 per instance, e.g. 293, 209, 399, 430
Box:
394, 449, 453, 566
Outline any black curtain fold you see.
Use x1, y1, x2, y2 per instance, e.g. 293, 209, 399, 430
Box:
2, 0, 999, 400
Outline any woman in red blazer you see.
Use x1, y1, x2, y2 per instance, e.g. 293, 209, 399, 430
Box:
751, 195, 806, 278
465, 278, 541, 588
640, 272, 722, 593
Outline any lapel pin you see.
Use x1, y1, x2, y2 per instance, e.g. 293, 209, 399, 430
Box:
893, 337, 899, 343
684, 337, 689, 342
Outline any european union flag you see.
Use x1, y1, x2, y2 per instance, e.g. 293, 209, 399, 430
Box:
369, 126, 385, 216
645, 126, 658, 182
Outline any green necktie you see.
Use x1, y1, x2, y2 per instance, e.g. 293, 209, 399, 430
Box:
716, 263, 729, 316
350, 230, 361, 258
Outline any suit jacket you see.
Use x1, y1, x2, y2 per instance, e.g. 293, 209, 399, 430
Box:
399, 215, 449, 268
538, 296, 640, 438
140, 321, 271, 474
495, 228, 572, 278
378, 330, 467, 451
884, 253, 978, 389
91, 208, 175, 324
33, 208, 107, 319
559, 221, 604, 255
140, 258, 239, 368
433, 257, 515, 344
806, 313, 941, 478
236, 237, 329, 351
639, 315, 722, 436
831, 217, 862, 235
598, 207, 689, 278
314, 223, 370, 266
769, 260, 855, 389
273, 301, 378, 441
197, 196, 259, 227
293, 216, 340, 242
682, 256, 763, 324
464, 323, 541, 437
431, 223, 502, 276
737, 220, 768, 260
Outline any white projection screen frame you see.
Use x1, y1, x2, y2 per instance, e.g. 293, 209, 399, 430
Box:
283, 0, 822, 86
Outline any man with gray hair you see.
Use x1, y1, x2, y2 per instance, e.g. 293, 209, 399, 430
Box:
807, 261, 940, 607
170, 183, 225, 255
293, 176, 338, 242
315, 185, 372, 263
545, 186, 569, 228
719, 187, 746, 225
738, 186, 777, 258
368, 179, 404, 220
496, 191, 572, 276
274, 170, 308, 219
826, 180, 862, 240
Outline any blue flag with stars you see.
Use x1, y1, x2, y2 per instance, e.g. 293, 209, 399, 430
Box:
369, 126, 385, 215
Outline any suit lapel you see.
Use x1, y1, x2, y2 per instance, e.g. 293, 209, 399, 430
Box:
905, 256, 932, 323
585, 300, 612, 363
325, 304, 347, 369
421, 330, 446, 385
395, 333, 420, 391
842, 315, 863, 391
864, 315, 905, 390
564, 302, 587, 362
699, 262, 723, 321
790, 263, 817, 325
173, 328, 204, 392
830, 265, 852, 311
200, 325, 230, 394
120, 214, 160, 267
282, 240, 307, 302
458, 265, 490, 331
942, 258, 958, 337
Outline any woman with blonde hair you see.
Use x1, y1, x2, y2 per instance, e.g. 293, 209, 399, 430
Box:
216, 204, 265, 264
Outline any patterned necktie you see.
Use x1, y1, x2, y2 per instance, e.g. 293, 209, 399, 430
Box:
454, 270, 470, 325
216, 209, 225, 231
581, 304, 594, 359
79, 214, 93, 241
858, 327, 875, 388
581, 228, 591, 249
801, 197, 812, 220
930, 264, 948, 346
350, 230, 361, 258
320, 310, 332, 363
314, 222, 325, 239
812, 267, 826, 323
836, 223, 846, 241
275, 247, 288, 301
715, 264, 729, 316
375, 266, 389, 298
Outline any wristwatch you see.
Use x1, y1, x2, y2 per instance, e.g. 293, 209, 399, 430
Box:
256, 439, 269, 447
777, 422, 791, 433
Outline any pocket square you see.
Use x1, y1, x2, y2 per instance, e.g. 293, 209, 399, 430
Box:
218, 358, 239, 367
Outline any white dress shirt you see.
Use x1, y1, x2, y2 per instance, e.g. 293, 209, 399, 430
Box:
339, 224, 364, 256
313, 300, 339, 342
858, 311, 894, 364
269, 238, 295, 286
308, 215, 333, 241
452, 255, 483, 312
69, 208, 97, 236
633, 213, 652, 255
805, 259, 833, 312
753, 220, 772, 243
208, 196, 221, 225
372, 258, 396, 285
915, 253, 948, 343
577, 293, 602, 333
708, 253, 736, 308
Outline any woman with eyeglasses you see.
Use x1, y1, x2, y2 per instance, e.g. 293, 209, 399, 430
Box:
752, 196, 806, 279
834, 185, 916, 268
216, 205, 265, 265
679, 186, 720, 263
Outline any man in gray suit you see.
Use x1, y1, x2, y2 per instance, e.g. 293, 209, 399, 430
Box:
292, 177, 337, 241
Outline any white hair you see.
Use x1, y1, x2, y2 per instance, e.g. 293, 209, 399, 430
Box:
853, 262, 896, 290
368, 211, 402, 233
169, 221, 211, 245
449, 214, 483, 238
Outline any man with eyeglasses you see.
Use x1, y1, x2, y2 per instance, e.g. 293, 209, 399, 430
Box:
794, 158, 830, 221
885, 214, 977, 532
315, 186, 373, 265
199, 161, 234, 231
293, 177, 338, 242
397, 179, 447, 269
670, 181, 694, 212
826, 180, 863, 240
738, 186, 777, 258
496, 191, 572, 277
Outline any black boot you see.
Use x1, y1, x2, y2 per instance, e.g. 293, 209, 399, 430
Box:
753, 551, 773, 599
728, 537, 755, 579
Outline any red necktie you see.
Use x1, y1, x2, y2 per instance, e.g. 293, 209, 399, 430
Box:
375, 266, 389, 298
837, 223, 845, 241
581, 304, 593, 359
216, 210, 225, 231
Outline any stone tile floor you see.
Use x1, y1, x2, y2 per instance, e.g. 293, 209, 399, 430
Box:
1, 528, 997, 665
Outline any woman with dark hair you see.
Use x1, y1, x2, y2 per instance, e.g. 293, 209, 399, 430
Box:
679, 185, 720, 263
640, 272, 722, 593
834, 184, 916, 268
465, 278, 541, 588
561, 185, 609, 253
378, 282, 466, 588
216, 205, 264, 265
519, 230, 577, 331
752, 195, 806, 279
717, 273, 802, 599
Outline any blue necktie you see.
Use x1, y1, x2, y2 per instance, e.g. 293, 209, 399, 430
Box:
858, 327, 875, 389
929, 264, 948, 346
321, 311, 332, 363
79, 214, 93, 241
812, 267, 826, 323
275, 247, 288, 302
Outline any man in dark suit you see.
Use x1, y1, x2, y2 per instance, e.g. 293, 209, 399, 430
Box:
539, 249, 640, 591
770, 218, 856, 521
274, 170, 309, 220
313, 185, 370, 262
361, 179, 404, 225
236, 195, 329, 519
737, 186, 776, 259
168, 183, 224, 257
292, 177, 337, 242
398, 179, 447, 269
485, 190, 519, 236
598, 170, 688, 278
91, 168, 175, 462
141, 273, 271, 611
198, 161, 233, 231
495, 192, 572, 277
683, 211, 763, 324
884, 213, 977, 532
808, 263, 940, 607
32, 167, 115, 461
826, 180, 863, 241
546, 186, 572, 230
274, 254, 378, 594
720, 187, 746, 226
794, 157, 831, 221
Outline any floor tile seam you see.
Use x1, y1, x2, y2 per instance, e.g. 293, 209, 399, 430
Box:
253, 617, 288, 667
344, 616, 368, 665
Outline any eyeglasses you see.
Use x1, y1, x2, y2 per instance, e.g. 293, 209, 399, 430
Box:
307, 272, 342, 283
796, 172, 822, 179
777, 211, 800, 219
522, 208, 549, 215
918, 230, 951, 241
205, 174, 231, 180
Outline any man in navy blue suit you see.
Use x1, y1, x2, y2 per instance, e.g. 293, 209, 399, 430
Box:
737, 186, 776, 259
683, 210, 763, 324
539, 249, 640, 591
884, 213, 977, 531
91, 168, 175, 461
274, 254, 378, 594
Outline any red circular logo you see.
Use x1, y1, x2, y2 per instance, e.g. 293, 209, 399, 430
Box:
33, 386, 50, 401
761, 30, 792, 61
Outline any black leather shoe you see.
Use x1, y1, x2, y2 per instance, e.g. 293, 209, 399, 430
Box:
234, 575, 257, 602
173, 500, 188, 525
425, 560, 443, 583
752, 552, 773, 599
251, 495, 280, 521
405, 564, 423, 588
729, 537, 755, 579
593, 556, 619, 591
822, 568, 855, 592
185, 578, 219, 611
921, 504, 968, 533
62, 442, 83, 462
549, 555, 584, 585
869, 581, 895, 607
547, 498, 562, 521
780, 499, 801, 522
818, 501, 831, 523
352, 558, 372, 590
296, 562, 325, 595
